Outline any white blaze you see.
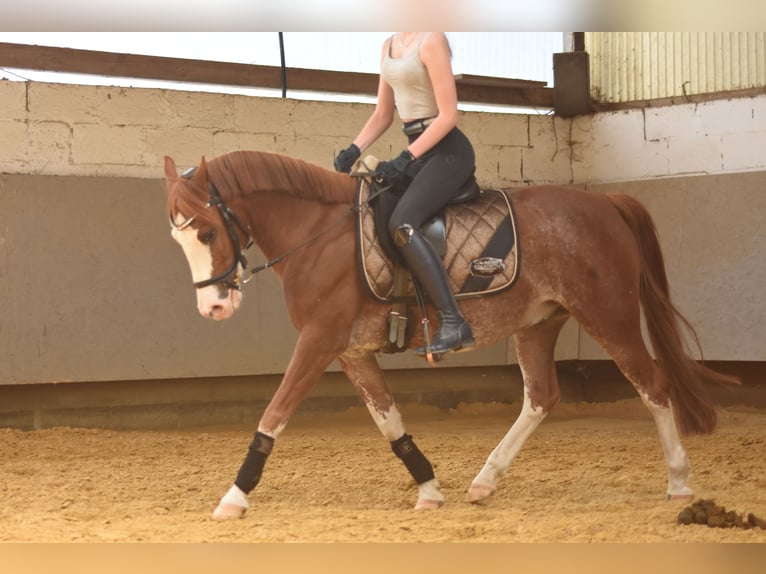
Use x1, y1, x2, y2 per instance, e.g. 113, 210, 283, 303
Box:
170, 223, 241, 320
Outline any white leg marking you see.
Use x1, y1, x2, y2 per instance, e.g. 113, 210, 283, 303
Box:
259, 424, 285, 440
415, 479, 444, 510
467, 387, 547, 503
364, 403, 445, 508
638, 391, 693, 500
364, 402, 406, 441
212, 484, 249, 520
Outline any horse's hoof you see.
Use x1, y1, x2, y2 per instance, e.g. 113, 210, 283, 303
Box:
212, 502, 247, 520
415, 498, 444, 510
465, 483, 495, 503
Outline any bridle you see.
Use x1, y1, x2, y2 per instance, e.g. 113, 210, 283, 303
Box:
172, 167, 253, 291
172, 161, 388, 292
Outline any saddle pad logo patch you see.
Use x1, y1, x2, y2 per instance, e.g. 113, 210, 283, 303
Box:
470, 257, 506, 277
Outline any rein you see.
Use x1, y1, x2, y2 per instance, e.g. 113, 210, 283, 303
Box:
248, 178, 392, 275
177, 166, 391, 291
242, 205, 356, 280
243, 181, 392, 280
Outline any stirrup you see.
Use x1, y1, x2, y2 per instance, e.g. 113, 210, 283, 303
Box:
420, 316, 440, 365
415, 319, 475, 362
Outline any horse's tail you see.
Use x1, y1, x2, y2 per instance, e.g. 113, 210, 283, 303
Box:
607, 193, 739, 436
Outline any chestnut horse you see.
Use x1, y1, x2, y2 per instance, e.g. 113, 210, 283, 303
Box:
163, 150, 736, 520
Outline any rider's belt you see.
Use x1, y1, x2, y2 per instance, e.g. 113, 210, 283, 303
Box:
402, 117, 435, 137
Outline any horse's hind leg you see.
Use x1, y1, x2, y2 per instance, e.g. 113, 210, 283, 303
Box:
467, 312, 568, 503
572, 302, 693, 500
337, 353, 444, 509
611, 346, 692, 499
610, 343, 693, 500
645, 388, 694, 500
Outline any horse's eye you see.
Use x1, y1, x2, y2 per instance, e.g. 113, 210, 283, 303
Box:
198, 229, 216, 245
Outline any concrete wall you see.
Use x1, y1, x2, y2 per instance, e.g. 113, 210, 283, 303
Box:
570, 99, 766, 362
0, 80, 764, 388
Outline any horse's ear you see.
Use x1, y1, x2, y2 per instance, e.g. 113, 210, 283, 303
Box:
164, 156, 177, 179
197, 156, 208, 180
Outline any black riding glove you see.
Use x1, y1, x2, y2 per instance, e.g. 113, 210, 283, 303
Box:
334, 143, 361, 173
377, 150, 416, 188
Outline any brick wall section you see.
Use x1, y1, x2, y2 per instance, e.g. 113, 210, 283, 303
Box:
2, 81, 764, 183
0, 81, 566, 184
570, 96, 766, 183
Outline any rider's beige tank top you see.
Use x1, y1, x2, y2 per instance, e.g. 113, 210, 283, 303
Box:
381, 34, 439, 121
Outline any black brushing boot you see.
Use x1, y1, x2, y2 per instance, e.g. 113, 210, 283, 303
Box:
394, 224, 476, 357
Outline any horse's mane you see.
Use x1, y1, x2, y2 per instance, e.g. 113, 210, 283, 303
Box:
207, 150, 356, 205
167, 150, 357, 228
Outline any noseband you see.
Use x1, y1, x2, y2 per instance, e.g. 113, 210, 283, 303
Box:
175, 167, 252, 291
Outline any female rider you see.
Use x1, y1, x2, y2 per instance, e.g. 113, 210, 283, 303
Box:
334, 32, 476, 357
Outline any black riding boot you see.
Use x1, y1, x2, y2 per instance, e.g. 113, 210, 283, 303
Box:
394, 224, 476, 357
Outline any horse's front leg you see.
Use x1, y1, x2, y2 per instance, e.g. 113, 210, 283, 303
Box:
338, 353, 444, 510
212, 331, 340, 520
466, 315, 565, 503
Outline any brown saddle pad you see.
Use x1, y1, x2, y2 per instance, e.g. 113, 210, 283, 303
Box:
355, 176, 520, 304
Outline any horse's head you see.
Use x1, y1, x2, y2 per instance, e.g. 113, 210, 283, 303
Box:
164, 155, 247, 320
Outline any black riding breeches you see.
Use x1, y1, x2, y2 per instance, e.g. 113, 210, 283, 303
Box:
386, 126, 476, 238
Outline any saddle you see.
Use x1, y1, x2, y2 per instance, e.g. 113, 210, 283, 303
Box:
353, 157, 520, 353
